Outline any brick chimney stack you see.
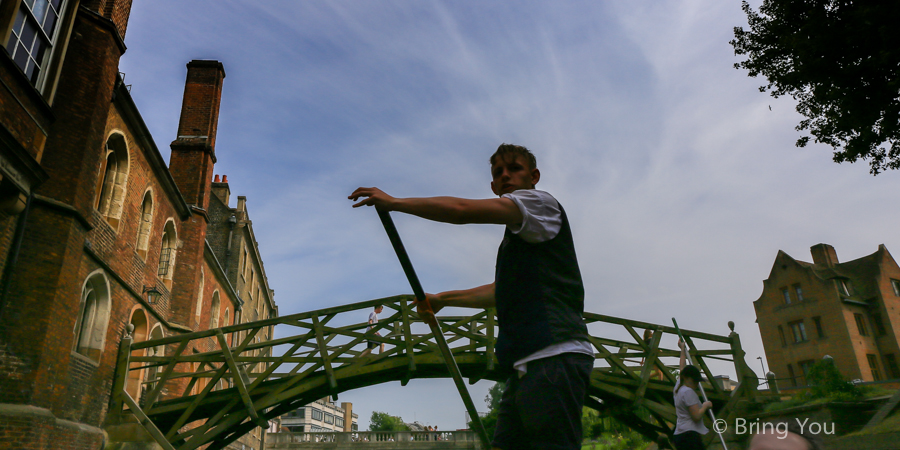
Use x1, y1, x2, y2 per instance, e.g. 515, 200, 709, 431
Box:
169, 60, 225, 210
811, 243, 839, 267
167, 61, 225, 328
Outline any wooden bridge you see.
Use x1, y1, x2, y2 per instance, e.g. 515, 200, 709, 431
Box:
108, 295, 758, 450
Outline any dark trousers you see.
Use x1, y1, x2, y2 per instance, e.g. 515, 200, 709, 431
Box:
672, 431, 705, 450
492, 352, 593, 450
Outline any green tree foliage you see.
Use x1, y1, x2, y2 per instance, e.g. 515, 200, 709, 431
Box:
731, 1, 900, 174
805, 358, 862, 400
368, 411, 410, 432
485, 381, 505, 411
467, 382, 505, 440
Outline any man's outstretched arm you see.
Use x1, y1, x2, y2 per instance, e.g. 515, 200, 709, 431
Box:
349, 187, 522, 226
423, 283, 496, 315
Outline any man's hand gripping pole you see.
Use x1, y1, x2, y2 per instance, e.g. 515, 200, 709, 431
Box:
377, 209, 491, 448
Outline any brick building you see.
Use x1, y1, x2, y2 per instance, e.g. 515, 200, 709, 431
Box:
754, 244, 900, 388
0, 1, 276, 449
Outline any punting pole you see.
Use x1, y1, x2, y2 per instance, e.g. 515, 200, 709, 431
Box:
378, 209, 492, 449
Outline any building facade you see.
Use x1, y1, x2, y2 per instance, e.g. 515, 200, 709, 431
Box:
755, 243, 900, 388
280, 398, 359, 434
0, 2, 276, 449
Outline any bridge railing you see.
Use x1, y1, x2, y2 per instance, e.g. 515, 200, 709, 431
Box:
268, 430, 476, 444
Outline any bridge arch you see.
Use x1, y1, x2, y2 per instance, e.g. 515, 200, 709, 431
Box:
111, 295, 757, 450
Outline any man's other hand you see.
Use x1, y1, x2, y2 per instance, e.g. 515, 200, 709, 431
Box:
417, 293, 445, 319
349, 187, 396, 210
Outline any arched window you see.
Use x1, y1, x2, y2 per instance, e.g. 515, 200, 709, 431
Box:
136, 191, 153, 258
223, 308, 230, 328
75, 271, 111, 362
209, 291, 220, 329
158, 221, 177, 288
94, 133, 129, 229
195, 268, 205, 324
144, 325, 165, 397
126, 309, 149, 401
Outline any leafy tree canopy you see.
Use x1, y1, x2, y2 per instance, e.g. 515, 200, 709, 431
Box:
484, 381, 505, 411
368, 411, 410, 432
731, 1, 900, 174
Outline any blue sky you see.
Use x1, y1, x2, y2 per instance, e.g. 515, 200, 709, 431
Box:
118, 1, 900, 431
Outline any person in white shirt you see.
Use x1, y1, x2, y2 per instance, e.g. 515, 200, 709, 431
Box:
359, 304, 384, 357
673, 339, 713, 450
350, 144, 592, 450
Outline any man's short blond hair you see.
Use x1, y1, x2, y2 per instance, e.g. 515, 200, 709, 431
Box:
490, 143, 537, 170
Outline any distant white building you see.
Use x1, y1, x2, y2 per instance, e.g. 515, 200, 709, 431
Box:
279, 398, 359, 433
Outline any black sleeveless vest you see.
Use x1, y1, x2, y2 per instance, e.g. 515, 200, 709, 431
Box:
494, 202, 588, 374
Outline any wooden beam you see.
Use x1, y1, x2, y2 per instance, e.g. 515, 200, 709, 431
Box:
215, 330, 263, 426
141, 339, 189, 407
122, 392, 177, 450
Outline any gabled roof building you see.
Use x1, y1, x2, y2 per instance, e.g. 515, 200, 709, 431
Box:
754, 244, 900, 388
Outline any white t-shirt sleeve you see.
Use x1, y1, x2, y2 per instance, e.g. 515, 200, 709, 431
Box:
501, 190, 562, 243
682, 387, 700, 407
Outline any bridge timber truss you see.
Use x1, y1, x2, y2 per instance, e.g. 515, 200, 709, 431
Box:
110, 295, 758, 450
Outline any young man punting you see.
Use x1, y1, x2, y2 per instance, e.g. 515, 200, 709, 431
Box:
350, 143, 593, 450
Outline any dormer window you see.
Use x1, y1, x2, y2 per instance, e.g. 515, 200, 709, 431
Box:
837, 279, 852, 296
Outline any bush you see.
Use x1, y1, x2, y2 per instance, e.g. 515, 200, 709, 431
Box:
805, 359, 862, 400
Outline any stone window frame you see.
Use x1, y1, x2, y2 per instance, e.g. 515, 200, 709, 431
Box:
94, 132, 130, 230
143, 323, 165, 400
157, 220, 178, 289
73, 269, 111, 363
892, 279, 900, 297
135, 189, 154, 259
209, 290, 220, 329
195, 268, 205, 324
781, 287, 791, 304
125, 308, 150, 401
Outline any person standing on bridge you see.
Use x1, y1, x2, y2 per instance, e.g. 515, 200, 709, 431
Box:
673, 339, 713, 450
349, 143, 593, 450
360, 304, 384, 358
